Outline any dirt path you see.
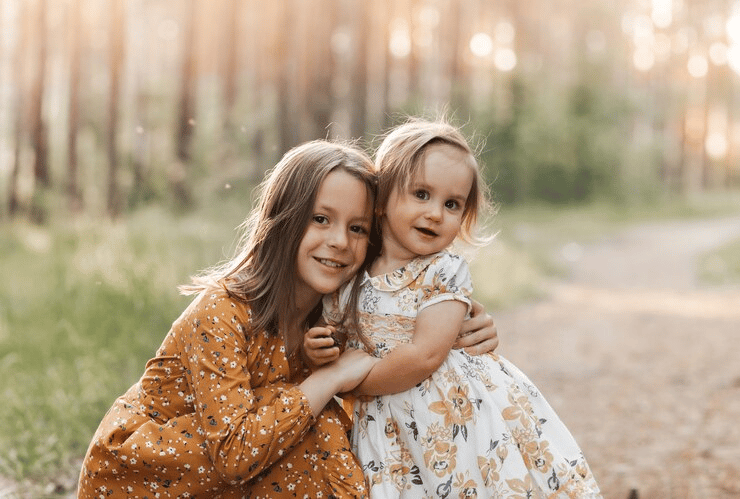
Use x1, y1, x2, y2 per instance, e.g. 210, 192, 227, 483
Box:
494, 214, 740, 498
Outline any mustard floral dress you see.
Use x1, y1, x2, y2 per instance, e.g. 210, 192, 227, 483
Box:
78, 289, 367, 498
324, 251, 601, 498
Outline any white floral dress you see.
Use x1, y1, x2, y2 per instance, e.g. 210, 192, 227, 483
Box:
324, 251, 601, 499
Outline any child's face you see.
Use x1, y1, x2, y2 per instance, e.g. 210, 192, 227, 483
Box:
295, 169, 373, 303
381, 143, 474, 262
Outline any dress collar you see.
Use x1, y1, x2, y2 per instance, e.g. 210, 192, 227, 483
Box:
362, 252, 443, 292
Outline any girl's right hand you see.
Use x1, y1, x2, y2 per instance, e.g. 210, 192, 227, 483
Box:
303, 325, 342, 368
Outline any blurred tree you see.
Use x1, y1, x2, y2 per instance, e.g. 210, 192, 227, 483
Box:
8, 0, 28, 217
446, 0, 467, 114
222, 0, 240, 132
276, 0, 300, 154
29, 0, 49, 222
67, 0, 83, 213
173, 0, 196, 207
349, 0, 369, 140
176, 0, 196, 163
306, 0, 336, 139
107, 0, 125, 217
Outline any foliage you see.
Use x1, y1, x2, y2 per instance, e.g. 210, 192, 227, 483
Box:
475, 75, 639, 206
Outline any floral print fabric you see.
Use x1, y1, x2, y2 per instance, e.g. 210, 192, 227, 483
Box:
79, 289, 367, 498
325, 251, 601, 498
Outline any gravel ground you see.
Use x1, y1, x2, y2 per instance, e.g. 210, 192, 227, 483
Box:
494, 214, 740, 498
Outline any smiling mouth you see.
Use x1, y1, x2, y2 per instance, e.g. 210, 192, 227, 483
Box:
316, 258, 346, 269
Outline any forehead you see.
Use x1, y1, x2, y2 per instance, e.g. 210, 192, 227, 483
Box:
414, 143, 475, 183
315, 169, 373, 215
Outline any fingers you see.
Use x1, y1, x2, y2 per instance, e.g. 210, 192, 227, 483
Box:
462, 336, 499, 356
470, 299, 484, 317
459, 310, 494, 336
453, 323, 499, 354
304, 326, 341, 366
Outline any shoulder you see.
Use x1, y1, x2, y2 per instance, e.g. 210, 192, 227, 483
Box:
175, 287, 254, 330
426, 250, 471, 278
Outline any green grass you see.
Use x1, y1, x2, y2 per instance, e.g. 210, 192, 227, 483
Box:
0, 190, 739, 494
0, 204, 244, 488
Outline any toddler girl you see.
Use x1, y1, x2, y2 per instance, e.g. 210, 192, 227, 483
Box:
307, 119, 601, 498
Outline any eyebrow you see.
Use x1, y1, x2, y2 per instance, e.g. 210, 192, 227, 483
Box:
411, 180, 468, 202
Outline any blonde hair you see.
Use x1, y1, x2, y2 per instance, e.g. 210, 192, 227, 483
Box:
181, 140, 376, 337
374, 117, 491, 245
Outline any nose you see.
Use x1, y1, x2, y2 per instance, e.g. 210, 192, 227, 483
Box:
425, 203, 443, 221
328, 226, 348, 249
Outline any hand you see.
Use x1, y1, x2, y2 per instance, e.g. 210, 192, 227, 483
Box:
303, 325, 342, 369
299, 348, 377, 417
322, 348, 378, 394
453, 299, 499, 355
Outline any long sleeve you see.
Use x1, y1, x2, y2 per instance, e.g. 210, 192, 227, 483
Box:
175, 290, 315, 483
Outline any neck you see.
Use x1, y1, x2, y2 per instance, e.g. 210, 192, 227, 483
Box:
371, 233, 417, 276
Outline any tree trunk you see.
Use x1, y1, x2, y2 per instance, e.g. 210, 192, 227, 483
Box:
382, 0, 394, 129
349, 0, 369, 140
29, 0, 49, 222
222, 0, 240, 132
307, 0, 335, 139
8, 0, 29, 217
447, 0, 466, 114
67, 0, 83, 212
276, 0, 299, 155
30, 0, 49, 189
172, 0, 196, 207
107, 0, 124, 217
176, 0, 196, 163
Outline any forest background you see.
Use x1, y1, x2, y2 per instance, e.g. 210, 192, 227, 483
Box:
1, 0, 740, 496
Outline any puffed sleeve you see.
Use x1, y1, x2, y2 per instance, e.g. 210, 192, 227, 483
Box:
174, 291, 316, 484
417, 251, 473, 314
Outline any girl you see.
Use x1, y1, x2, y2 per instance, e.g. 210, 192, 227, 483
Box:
306, 119, 602, 498
78, 140, 378, 498
78, 139, 498, 498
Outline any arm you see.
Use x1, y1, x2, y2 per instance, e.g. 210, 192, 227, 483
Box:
179, 293, 375, 482
300, 348, 376, 416
352, 299, 467, 396
304, 300, 498, 367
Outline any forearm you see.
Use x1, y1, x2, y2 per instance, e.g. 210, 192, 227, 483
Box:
353, 343, 444, 396
299, 368, 347, 417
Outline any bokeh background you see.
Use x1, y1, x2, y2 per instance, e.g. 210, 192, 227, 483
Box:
1, 0, 740, 497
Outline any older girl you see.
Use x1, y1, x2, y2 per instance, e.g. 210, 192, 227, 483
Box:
79, 139, 498, 498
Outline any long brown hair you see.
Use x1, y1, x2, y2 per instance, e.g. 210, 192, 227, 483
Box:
181, 140, 377, 338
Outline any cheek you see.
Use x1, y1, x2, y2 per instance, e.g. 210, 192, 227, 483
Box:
351, 238, 369, 263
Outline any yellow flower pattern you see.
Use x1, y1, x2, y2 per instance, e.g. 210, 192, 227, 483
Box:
325, 251, 601, 498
